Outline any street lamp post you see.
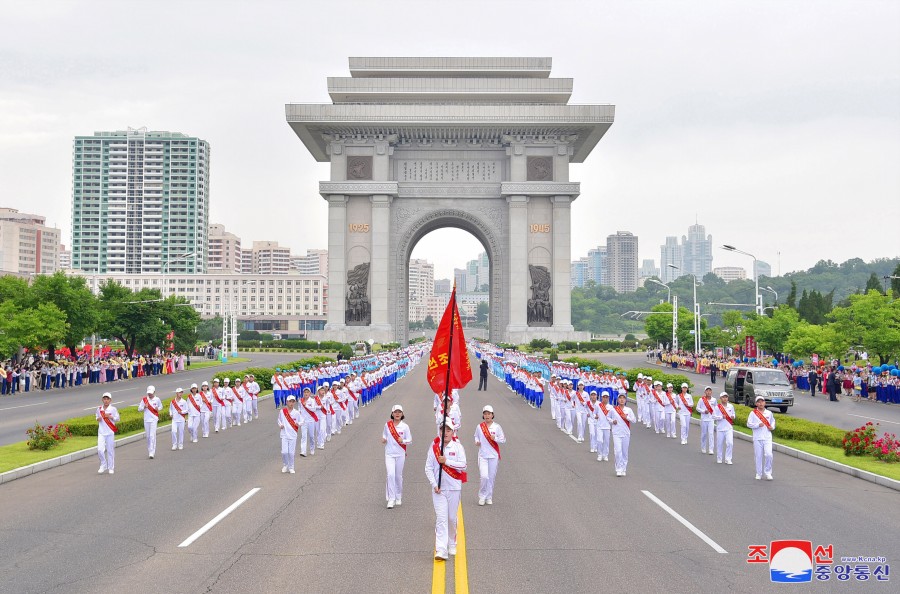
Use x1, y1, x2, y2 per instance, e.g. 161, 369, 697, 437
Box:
646, 278, 672, 303
722, 245, 761, 316
668, 264, 701, 354
162, 252, 196, 297
760, 286, 778, 311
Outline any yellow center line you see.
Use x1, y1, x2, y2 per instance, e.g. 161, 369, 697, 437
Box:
432, 545, 446, 594
455, 503, 470, 594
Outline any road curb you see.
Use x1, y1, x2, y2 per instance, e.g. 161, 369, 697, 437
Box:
625, 397, 900, 492
0, 393, 274, 486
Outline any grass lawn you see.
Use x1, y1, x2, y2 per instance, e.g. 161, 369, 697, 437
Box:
0, 426, 151, 474
188, 357, 250, 370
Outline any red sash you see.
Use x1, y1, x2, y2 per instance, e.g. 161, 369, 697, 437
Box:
301, 400, 319, 422
333, 389, 346, 410
387, 421, 407, 455
678, 393, 693, 414
665, 392, 677, 409
142, 396, 159, 418
717, 403, 734, 425
575, 391, 586, 406
231, 386, 243, 403
599, 403, 610, 417
480, 422, 501, 459
614, 405, 630, 429
652, 390, 664, 406
700, 397, 714, 416
98, 407, 118, 433
315, 395, 326, 414
214, 390, 225, 406
586, 400, 595, 414
200, 392, 212, 411
282, 408, 299, 433
171, 399, 185, 416
432, 438, 467, 483
188, 394, 201, 412
753, 409, 773, 431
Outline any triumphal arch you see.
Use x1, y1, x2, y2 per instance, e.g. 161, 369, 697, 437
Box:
286, 57, 614, 344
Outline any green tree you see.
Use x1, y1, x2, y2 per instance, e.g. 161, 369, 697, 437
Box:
865, 273, 882, 294
892, 262, 900, 298
196, 316, 225, 342
423, 315, 436, 330
644, 302, 697, 349
786, 280, 798, 309
784, 322, 841, 358
828, 290, 900, 365
743, 307, 800, 353
0, 301, 68, 359
158, 295, 201, 354
28, 273, 99, 359
476, 301, 490, 324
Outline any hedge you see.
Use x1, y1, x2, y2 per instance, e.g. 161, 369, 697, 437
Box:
236, 339, 347, 350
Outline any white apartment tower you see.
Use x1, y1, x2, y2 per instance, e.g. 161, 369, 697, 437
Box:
208, 224, 242, 273
682, 223, 713, 279
71, 128, 210, 273
606, 231, 639, 293
0, 208, 61, 275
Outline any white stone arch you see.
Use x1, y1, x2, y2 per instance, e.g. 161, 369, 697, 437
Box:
390, 205, 506, 345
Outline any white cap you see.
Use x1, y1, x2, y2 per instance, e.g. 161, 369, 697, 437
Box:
705, 386, 713, 391
213, 378, 220, 383
666, 383, 674, 388
392, 404, 404, 413
175, 387, 183, 393
147, 385, 156, 394
190, 383, 198, 389
286, 394, 297, 401
102, 392, 112, 398
224, 378, 230, 383
323, 382, 330, 387
482, 405, 494, 414
637, 373, 644, 379
755, 395, 766, 402
201, 381, 209, 386
681, 383, 688, 388
720, 391, 729, 398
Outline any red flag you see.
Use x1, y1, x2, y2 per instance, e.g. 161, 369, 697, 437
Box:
427, 286, 472, 395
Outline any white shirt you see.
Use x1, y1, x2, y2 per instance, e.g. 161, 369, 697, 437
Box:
425, 438, 467, 491
712, 401, 736, 431
96, 405, 120, 436
607, 405, 636, 437
186, 392, 202, 417
138, 395, 163, 422
278, 407, 303, 439
697, 395, 717, 421
474, 421, 506, 459
383, 420, 412, 457
169, 398, 187, 422
746, 408, 776, 441
677, 392, 694, 417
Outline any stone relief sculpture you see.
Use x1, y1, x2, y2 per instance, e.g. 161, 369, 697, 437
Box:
528, 264, 553, 326
346, 263, 371, 325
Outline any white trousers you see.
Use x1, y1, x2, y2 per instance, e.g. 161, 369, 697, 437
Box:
221, 404, 232, 429
232, 402, 243, 425
432, 488, 461, 556
300, 420, 316, 455
316, 418, 327, 447
200, 411, 211, 436
244, 398, 253, 420
281, 436, 297, 470
716, 430, 734, 463
144, 420, 158, 456
565, 408, 574, 434
251, 397, 259, 418
588, 422, 598, 451
613, 434, 630, 473
171, 421, 185, 447
385, 454, 406, 501
754, 439, 773, 476
664, 411, 676, 437
212, 405, 222, 430
98, 434, 115, 470
478, 455, 499, 500
700, 420, 715, 452
550, 397, 558, 421
678, 413, 691, 442
654, 405, 664, 432
597, 428, 611, 459
575, 411, 587, 440
188, 415, 200, 441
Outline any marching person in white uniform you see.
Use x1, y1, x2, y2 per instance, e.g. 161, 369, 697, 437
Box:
222, 378, 234, 429
607, 393, 636, 477
474, 405, 505, 506
677, 383, 694, 445
169, 388, 187, 450
277, 394, 302, 474
426, 421, 467, 561
298, 388, 320, 456
573, 384, 589, 443
586, 391, 600, 454
595, 391, 613, 462
199, 381, 213, 438
186, 383, 202, 443
211, 378, 225, 432
697, 386, 716, 455
746, 395, 776, 480
96, 392, 119, 474
382, 404, 412, 509
662, 383, 679, 439
712, 391, 735, 465
137, 385, 161, 459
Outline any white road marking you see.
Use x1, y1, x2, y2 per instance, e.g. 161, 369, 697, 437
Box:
178, 488, 261, 548
848, 414, 900, 426
642, 490, 727, 554
0, 401, 48, 411
82, 400, 125, 411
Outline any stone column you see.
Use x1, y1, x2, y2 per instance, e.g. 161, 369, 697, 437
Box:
325, 194, 348, 330
551, 195, 575, 331
369, 194, 392, 330
507, 195, 529, 332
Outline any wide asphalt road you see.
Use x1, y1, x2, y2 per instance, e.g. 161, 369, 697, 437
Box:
589, 352, 900, 432
0, 353, 305, 446
0, 357, 896, 593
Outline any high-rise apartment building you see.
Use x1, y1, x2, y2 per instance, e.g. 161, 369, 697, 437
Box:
639, 259, 659, 280
0, 208, 61, 275
682, 223, 713, 279
408, 258, 436, 321
434, 278, 452, 294
586, 246, 606, 286
755, 261, 772, 279
208, 224, 242, 273
606, 231, 639, 293
251, 241, 291, 275
71, 128, 210, 273
660, 236, 683, 283
58, 244, 72, 270
292, 249, 329, 276
571, 258, 588, 288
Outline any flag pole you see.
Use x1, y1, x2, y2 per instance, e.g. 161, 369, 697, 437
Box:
437, 286, 458, 490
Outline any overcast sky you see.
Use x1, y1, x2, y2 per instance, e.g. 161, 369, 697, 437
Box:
2, 0, 898, 280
